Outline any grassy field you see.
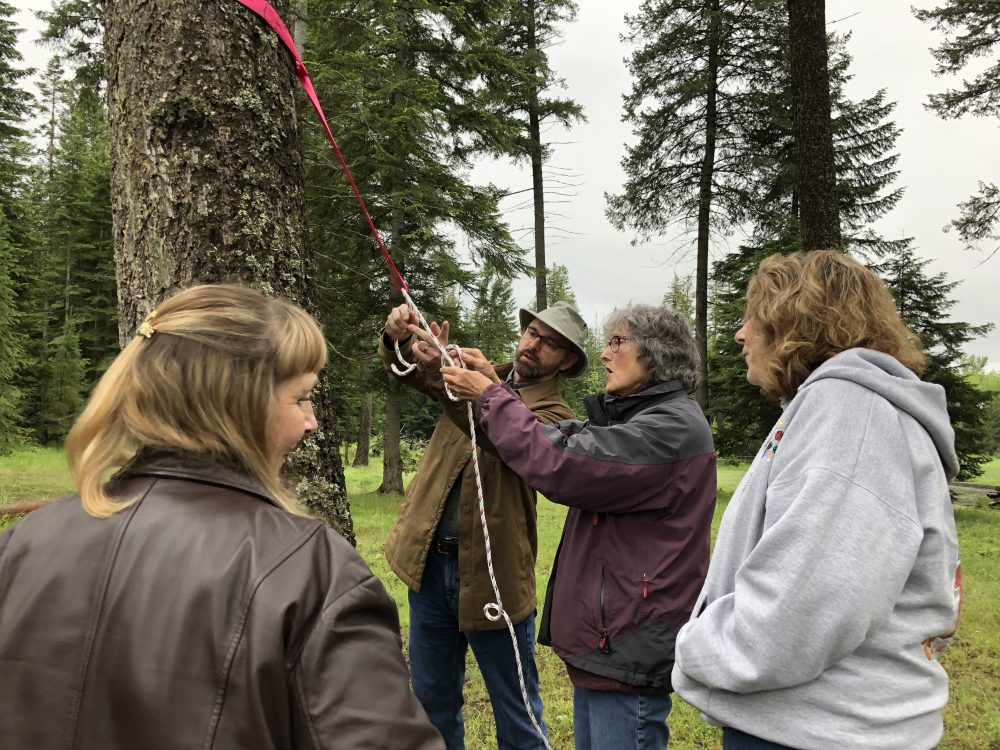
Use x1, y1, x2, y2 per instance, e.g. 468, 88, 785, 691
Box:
2, 449, 998, 748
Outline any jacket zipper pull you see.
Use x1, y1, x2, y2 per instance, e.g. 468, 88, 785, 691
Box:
642, 573, 649, 599
593, 513, 599, 526
598, 628, 611, 654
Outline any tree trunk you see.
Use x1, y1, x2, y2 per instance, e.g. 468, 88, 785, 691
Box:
375, 0, 410, 495
378, 378, 405, 494
353, 389, 373, 467
527, 0, 547, 312
693, 0, 720, 410
787, 0, 841, 250
102, 0, 354, 541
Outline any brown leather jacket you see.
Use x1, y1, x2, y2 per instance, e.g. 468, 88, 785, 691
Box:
379, 335, 573, 630
0, 452, 444, 750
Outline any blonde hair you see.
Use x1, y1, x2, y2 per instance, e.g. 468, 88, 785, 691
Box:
746, 250, 925, 401
65, 284, 327, 518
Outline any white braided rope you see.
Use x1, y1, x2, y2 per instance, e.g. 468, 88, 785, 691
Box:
391, 290, 551, 750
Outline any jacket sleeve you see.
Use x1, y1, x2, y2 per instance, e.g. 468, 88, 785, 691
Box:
290, 537, 444, 750
674, 443, 924, 694
437, 379, 572, 458
475, 383, 684, 513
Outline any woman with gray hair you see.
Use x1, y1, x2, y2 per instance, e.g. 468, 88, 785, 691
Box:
433, 304, 717, 750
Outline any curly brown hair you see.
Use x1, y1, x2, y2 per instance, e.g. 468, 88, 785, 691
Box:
745, 250, 925, 401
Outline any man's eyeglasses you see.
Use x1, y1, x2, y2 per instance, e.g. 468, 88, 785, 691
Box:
523, 325, 566, 354
605, 335, 636, 353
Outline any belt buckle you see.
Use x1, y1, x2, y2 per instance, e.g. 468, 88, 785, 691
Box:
434, 536, 459, 556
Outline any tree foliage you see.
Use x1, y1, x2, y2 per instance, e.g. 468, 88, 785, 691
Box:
915, 1, 1000, 120
874, 244, 994, 480
915, 1, 1000, 260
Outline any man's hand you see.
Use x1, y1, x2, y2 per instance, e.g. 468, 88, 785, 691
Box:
441, 367, 495, 402
407, 320, 450, 371
385, 304, 418, 341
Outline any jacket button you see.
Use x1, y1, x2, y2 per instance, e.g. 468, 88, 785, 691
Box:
462, 506, 470, 514
464, 469, 471, 478
462, 578, 470, 587
462, 543, 470, 550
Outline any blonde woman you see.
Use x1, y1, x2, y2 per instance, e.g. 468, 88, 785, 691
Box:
0, 285, 443, 750
673, 251, 962, 750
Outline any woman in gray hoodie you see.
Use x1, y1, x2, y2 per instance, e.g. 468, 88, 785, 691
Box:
672, 250, 962, 750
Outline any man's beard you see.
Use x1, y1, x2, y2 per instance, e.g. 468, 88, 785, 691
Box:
513, 348, 557, 380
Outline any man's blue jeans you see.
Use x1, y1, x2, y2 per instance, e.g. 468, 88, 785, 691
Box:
407, 549, 547, 750
573, 687, 672, 750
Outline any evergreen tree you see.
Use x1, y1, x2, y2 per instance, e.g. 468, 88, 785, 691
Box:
786, 0, 840, 249
741, 33, 905, 257
874, 244, 994, 480
302, 0, 529, 494
915, 1, 1000, 259
485, 0, 584, 311
607, 0, 790, 408
35, 316, 88, 444
707, 241, 784, 458
0, 215, 26, 453
0, 1, 36, 450
468, 266, 519, 360
663, 273, 695, 331
544, 262, 578, 309
101, 0, 353, 537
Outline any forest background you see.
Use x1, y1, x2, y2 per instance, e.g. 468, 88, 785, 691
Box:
1, 1, 1000, 748
2, 0, 998, 501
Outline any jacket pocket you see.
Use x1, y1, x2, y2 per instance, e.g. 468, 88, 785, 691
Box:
597, 561, 611, 653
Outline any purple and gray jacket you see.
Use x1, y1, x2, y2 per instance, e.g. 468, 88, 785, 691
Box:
475, 379, 716, 690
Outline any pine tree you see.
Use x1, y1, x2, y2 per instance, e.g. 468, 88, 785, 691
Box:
874, 244, 994, 479
740, 33, 905, 257
303, 0, 529, 493
607, 0, 790, 409
0, 0, 36, 451
786, 0, 840, 249
485, 0, 585, 310
35, 316, 88, 444
101, 0, 353, 537
468, 266, 519, 360
915, 1, 1000, 260
707, 242, 784, 458
0, 215, 26, 453
663, 273, 695, 332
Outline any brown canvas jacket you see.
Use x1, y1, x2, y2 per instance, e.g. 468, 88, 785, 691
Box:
0, 451, 444, 750
379, 334, 574, 630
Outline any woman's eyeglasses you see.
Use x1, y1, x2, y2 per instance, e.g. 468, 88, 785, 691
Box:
606, 335, 635, 353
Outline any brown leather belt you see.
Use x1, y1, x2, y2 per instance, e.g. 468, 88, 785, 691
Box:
433, 536, 459, 556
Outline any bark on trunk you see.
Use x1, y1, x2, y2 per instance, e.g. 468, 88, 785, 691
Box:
527, 0, 547, 312
787, 0, 841, 251
103, 0, 354, 541
353, 390, 373, 467
378, 378, 405, 494
376, 0, 410, 495
693, 0, 720, 410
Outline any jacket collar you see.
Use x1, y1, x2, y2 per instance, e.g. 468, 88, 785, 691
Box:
114, 449, 281, 508
496, 362, 564, 399
585, 380, 687, 425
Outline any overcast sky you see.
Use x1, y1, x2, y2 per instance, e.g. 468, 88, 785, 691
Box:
13, 1, 999, 368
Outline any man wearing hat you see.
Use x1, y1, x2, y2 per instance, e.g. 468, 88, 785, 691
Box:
379, 300, 589, 750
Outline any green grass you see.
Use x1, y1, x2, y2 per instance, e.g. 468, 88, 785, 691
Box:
4, 450, 999, 748
970, 456, 1000, 486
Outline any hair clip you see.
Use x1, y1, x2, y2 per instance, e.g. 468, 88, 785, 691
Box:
138, 310, 157, 339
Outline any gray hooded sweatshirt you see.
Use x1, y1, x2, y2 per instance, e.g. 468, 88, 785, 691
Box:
672, 348, 962, 750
